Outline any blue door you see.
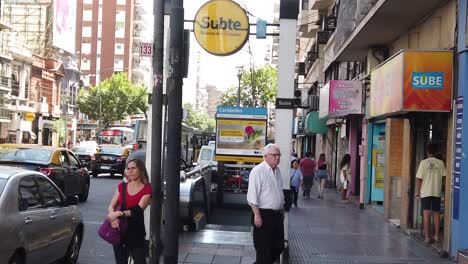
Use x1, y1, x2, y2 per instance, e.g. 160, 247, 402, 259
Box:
370, 122, 385, 203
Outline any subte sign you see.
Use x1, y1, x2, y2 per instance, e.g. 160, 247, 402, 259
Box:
140, 43, 153, 57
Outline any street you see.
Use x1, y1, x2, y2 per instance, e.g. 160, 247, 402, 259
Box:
77, 175, 121, 264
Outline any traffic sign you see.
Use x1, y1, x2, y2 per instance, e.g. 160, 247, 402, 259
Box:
140, 43, 153, 57
25, 112, 35, 122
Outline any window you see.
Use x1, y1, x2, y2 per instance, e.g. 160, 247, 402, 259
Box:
68, 152, 80, 167
82, 43, 91, 54
82, 27, 92, 38
18, 176, 42, 211
83, 10, 93, 21
36, 177, 62, 208
0, 147, 53, 162
59, 151, 71, 166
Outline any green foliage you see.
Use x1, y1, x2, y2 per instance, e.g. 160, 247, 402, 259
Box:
183, 103, 215, 132
77, 73, 148, 128
220, 65, 278, 107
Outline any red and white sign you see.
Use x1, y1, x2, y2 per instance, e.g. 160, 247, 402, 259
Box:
140, 43, 153, 57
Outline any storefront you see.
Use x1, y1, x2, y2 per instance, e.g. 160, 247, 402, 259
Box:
368, 50, 453, 247
319, 80, 363, 195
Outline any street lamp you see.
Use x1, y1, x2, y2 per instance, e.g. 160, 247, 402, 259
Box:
236, 65, 244, 107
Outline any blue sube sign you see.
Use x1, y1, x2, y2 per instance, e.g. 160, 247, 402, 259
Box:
411, 72, 444, 89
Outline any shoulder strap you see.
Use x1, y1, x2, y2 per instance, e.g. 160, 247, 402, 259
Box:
121, 182, 127, 210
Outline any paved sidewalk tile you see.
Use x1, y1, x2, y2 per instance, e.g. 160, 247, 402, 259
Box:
288, 189, 453, 264
212, 255, 241, 264
185, 253, 214, 263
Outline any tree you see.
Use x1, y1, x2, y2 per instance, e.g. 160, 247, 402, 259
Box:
77, 73, 148, 129
220, 65, 278, 107
183, 103, 215, 132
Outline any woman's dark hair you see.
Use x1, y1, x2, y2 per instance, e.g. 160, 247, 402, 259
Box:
291, 159, 299, 168
340, 154, 351, 169
318, 153, 326, 162
127, 158, 150, 185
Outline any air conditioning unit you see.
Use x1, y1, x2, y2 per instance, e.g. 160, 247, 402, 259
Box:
296, 62, 306, 75
308, 95, 319, 111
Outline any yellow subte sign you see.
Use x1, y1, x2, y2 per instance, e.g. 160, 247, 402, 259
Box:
194, 0, 249, 56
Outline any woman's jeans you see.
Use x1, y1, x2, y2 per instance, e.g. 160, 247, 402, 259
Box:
113, 243, 147, 264
291, 186, 299, 206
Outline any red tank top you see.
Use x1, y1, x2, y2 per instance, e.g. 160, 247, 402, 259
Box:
117, 182, 152, 209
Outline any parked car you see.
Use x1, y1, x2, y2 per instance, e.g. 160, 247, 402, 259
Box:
0, 144, 90, 202
72, 144, 99, 170
0, 166, 83, 264
91, 144, 131, 177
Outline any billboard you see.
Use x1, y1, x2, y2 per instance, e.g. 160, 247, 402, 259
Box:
318, 82, 329, 119
53, 0, 76, 54
215, 106, 267, 162
370, 50, 452, 118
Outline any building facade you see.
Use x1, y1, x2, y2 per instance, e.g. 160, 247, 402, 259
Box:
297, 0, 459, 258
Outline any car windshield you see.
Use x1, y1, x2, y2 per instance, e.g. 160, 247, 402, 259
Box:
72, 146, 95, 154
100, 146, 124, 155
0, 178, 6, 197
0, 147, 53, 163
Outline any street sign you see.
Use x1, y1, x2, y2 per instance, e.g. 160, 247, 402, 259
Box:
256, 19, 267, 39
193, 0, 249, 56
275, 98, 296, 109
25, 112, 35, 122
140, 43, 153, 57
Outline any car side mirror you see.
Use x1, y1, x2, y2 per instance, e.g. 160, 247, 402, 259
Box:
65, 195, 79, 206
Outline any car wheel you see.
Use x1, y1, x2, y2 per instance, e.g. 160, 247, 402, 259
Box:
8, 252, 24, 264
110, 173, 115, 177
62, 229, 83, 264
78, 182, 89, 202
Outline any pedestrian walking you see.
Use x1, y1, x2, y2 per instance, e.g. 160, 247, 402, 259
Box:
300, 152, 316, 198
247, 143, 284, 264
290, 159, 303, 207
106, 158, 152, 264
316, 153, 329, 199
415, 143, 446, 244
339, 154, 351, 203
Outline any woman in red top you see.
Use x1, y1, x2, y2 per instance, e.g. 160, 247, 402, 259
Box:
107, 158, 152, 264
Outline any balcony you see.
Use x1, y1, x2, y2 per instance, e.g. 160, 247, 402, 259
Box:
6, 98, 35, 113
310, 0, 335, 11
298, 10, 320, 38
334, 0, 449, 61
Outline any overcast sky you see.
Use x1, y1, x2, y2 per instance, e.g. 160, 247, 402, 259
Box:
182, 0, 276, 104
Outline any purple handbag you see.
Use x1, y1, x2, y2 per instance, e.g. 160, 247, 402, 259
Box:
98, 182, 128, 245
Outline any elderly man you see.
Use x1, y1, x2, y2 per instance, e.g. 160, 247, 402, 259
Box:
247, 143, 284, 264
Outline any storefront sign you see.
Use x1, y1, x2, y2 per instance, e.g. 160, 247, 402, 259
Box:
193, 0, 249, 56
319, 80, 362, 119
275, 98, 295, 109
370, 50, 453, 118
215, 106, 267, 162
453, 97, 463, 219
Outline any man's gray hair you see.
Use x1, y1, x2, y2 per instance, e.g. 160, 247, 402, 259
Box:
264, 143, 280, 156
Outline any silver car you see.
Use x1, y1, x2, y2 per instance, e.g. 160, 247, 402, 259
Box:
0, 166, 83, 264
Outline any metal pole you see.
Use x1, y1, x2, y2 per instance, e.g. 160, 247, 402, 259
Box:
164, 0, 184, 262
150, 0, 165, 262
237, 76, 241, 107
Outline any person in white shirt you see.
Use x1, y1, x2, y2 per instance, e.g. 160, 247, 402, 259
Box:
416, 143, 446, 244
247, 143, 284, 264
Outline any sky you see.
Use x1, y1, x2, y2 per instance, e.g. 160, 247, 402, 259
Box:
182, 0, 276, 104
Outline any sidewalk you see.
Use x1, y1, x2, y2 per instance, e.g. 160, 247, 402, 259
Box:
288, 188, 453, 264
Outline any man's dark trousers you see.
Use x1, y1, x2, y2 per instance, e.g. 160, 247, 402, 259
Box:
252, 209, 284, 264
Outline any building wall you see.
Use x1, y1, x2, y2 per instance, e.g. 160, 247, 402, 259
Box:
391, 0, 456, 52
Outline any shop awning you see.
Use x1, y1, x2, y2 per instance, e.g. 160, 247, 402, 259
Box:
304, 112, 327, 134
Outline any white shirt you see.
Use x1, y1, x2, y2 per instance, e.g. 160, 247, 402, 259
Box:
247, 161, 284, 210
416, 157, 446, 198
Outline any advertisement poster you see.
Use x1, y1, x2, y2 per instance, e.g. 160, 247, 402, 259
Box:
53, 0, 77, 54
215, 107, 267, 162
403, 51, 452, 111
328, 80, 363, 117
373, 149, 385, 188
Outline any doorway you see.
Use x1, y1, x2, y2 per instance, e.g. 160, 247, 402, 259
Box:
409, 112, 449, 248
369, 121, 386, 213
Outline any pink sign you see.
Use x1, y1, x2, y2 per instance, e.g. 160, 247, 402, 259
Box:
328, 80, 362, 117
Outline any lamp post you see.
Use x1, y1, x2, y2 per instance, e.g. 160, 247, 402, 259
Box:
236, 65, 244, 107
